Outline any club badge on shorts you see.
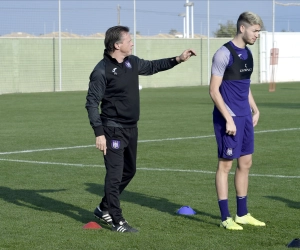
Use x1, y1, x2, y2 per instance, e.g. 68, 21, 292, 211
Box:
111, 140, 120, 149
226, 148, 233, 156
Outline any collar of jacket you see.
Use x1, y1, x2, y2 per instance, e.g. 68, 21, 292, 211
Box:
103, 49, 129, 64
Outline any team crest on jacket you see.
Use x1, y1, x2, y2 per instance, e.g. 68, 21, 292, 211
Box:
111, 140, 120, 149
226, 148, 233, 156
124, 60, 132, 69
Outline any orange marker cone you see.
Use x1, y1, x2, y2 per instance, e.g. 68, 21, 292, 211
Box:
83, 221, 102, 229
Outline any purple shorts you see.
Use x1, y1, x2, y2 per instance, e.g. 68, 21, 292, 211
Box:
213, 113, 254, 159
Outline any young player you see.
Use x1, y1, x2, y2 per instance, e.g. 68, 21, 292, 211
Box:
209, 12, 266, 230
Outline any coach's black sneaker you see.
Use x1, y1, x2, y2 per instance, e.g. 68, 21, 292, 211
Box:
94, 206, 113, 225
112, 220, 138, 233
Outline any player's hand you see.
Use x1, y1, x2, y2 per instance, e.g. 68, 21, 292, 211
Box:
252, 111, 260, 127
177, 49, 197, 63
96, 135, 107, 155
226, 119, 237, 136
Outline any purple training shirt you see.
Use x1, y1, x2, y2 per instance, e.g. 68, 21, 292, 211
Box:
211, 41, 252, 117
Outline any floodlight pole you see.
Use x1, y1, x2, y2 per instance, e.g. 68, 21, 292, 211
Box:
58, 0, 62, 91
133, 0, 136, 55
184, 2, 194, 38
178, 13, 186, 38
207, 0, 210, 85
185, 0, 189, 38
270, 0, 276, 92
117, 4, 121, 25
191, 3, 194, 38
272, 0, 275, 50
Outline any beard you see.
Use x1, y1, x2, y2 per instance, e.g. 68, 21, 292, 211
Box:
243, 36, 255, 45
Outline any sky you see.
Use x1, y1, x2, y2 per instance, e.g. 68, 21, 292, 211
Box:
0, 0, 300, 37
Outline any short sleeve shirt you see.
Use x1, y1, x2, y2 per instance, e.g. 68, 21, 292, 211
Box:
211, 41, 252, 117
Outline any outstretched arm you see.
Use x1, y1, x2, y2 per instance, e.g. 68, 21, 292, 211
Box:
136, 49, 196, 75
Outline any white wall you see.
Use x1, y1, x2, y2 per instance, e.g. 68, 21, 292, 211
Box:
260, 31, 300, 83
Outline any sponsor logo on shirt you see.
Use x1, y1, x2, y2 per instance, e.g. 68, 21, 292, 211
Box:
240, 64, 252, 72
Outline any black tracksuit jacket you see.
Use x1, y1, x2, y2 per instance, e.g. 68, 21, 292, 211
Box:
85, 49, 179, 137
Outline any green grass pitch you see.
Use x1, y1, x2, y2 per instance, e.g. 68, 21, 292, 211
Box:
0, 83, 299, 249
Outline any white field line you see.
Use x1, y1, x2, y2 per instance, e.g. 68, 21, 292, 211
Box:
0, 127, 299, 179
0, 158, 299, 179
0, 127, 299, 156
0, 158, 104, 168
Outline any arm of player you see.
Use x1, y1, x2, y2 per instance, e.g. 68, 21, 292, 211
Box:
248, 88, 260, 127
209, 75, 236, 136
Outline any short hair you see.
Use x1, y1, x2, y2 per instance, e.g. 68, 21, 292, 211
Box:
237, 12, 263, 33
104, 26, 130, 53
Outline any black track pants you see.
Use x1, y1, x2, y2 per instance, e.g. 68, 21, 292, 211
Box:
99, 126, 138, 224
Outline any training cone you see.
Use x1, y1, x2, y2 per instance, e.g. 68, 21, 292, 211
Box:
177, 206, 196, 215
287, 238, 300, 248
83, 221, 102, 229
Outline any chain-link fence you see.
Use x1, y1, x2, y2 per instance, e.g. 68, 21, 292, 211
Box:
0, 0, 299, 94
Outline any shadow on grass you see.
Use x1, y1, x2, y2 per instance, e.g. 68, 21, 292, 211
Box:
265, 196, 300, 209
85, 183, 219, 225
0, 185, 220, 226
0, 186, 92, 224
